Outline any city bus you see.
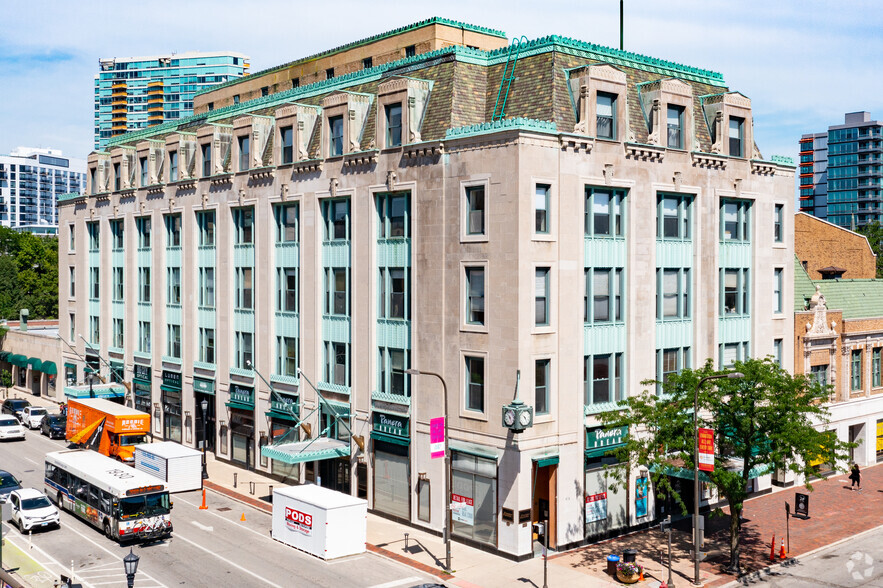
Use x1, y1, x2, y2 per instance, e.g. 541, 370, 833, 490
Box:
45, 449, 173, 542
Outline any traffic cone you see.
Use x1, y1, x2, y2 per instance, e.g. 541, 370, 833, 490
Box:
240, 512, 246, 522
639, 567, 644, 581
779, 537, 786, 559
769, 534, 776, 562
659, 582, 668, 588
198, 488, 208, 510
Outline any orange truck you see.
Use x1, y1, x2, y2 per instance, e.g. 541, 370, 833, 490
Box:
65, 398, 150, 463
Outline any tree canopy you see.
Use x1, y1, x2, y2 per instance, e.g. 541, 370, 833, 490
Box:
599, 357, 852, 573
0, 226, 58, 319
857, 220, 883, 278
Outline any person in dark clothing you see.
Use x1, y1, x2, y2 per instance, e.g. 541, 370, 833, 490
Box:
849, 463, 862, 491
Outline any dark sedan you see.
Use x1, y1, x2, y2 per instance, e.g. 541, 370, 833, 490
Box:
1, 398, 31, 422
0, 469, 22, 503
40, 413, 67, 439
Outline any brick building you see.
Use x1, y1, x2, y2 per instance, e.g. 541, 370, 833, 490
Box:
795, 212, 876, 280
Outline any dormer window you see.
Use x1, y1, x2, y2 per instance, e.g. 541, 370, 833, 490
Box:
667, 105, 684, 149
363, 57, 373, 69
728, 117, 744, 157
385, 103, 402, 147
281, 126, 293, 164
169, 151, 178, 182
202, 143, 212, 177
238, 135, 250, 171
326, 68, 335, 80
596, 93, 616, 139
329, 115, 344, 156
405, 45, 416, 58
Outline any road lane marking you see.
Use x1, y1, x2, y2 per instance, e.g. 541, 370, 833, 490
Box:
176, 497, 268, 538
367, 577, 424, 588
190, 520, 214, 532
23, 456, 38, 465
4, 534, 98, 588
171, 532, 283, 588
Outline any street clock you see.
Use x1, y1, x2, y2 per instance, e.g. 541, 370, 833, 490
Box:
502, 400, 533, 432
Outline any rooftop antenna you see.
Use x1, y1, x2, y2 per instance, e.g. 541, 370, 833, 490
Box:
620, 0, 624, 50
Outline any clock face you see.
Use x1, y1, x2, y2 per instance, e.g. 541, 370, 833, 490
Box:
503, 409, 515, 426
519, 410, 532, 427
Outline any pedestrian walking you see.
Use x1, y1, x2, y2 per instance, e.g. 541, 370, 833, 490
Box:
849, 463, 862, 491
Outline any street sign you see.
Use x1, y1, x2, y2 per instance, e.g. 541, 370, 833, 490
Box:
430, 417, 445, 459
698, 428, 714, 472
795, 493, 809, 518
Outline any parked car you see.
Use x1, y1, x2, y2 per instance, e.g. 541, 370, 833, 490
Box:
0, 470, 22, 503
40, 414, 67, 439
20, 406, 48, 429
0, 415, 26, 441
8, 488, 60, 532
1, 398, 31, 422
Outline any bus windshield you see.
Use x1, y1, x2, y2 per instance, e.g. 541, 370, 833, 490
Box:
118, 493, 171, 520
118, 434, 148, 445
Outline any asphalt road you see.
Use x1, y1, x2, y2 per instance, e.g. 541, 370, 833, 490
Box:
0, 428, 436, 588
737, 524, 883, 587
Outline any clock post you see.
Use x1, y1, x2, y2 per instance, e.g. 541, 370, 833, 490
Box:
502, 371, 533, 433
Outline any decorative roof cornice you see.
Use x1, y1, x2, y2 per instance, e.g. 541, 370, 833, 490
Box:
446, 118, 557, 139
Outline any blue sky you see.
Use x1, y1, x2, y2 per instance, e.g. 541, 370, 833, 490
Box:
2, 0, 881, 165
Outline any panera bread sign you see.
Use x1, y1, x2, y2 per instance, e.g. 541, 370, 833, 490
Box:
586, 426, 627, 451
373, 412, 409, 438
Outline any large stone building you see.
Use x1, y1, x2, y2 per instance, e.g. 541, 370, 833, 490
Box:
60, 18, 794, 558
795, 212, 876, 280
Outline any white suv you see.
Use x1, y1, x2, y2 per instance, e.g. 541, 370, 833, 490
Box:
9, 488, 60, 532
20, 406, 48, 429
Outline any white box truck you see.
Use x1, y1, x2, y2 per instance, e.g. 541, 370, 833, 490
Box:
271, 484, 367, 560
135, 442, 203, 493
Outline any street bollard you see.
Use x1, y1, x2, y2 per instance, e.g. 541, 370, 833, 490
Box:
29, 529, 33, 550
404, 533, 409, 550
250, 481, 255, 495
233, 472, 237, 488
268, 485, 273, 503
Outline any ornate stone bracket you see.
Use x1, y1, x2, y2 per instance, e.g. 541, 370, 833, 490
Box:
386, 171, 397, 192
248, 167, 275, 180
342, 150, 379, 167
750, 160, 777, 176
691, 152, 727, 170
145, 184, 164, 195
559, 135, 593, 154
292, 159, 323, 174
403, 142, 444, 159
329, 178, 339, 197
603, 163, 615, 185
210, 174, 233, 186
625, 143, 664, 162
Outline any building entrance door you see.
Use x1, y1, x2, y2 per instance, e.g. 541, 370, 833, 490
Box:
532, 461, 558, 551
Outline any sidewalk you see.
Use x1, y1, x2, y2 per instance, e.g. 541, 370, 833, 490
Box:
201, 456, 883, 588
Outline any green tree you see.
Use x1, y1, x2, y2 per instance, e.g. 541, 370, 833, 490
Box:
857, 220, 883, 278
0, 225, 59, 319
599, 357, 852, 574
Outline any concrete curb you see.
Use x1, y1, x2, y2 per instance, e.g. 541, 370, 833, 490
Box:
717, 522, 883, 587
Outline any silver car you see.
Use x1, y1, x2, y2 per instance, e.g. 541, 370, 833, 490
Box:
0, 470, 22, 503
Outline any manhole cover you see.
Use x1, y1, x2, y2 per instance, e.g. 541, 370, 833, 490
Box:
217, 507, 232, 512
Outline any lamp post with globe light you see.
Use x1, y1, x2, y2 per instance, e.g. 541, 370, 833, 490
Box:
200, 398, 209, 479
123, 547, 140, 588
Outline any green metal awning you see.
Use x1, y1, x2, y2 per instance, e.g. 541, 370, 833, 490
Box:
64, 384, 127, 399
0, 351, 11, 361
160, 384, 182, 393
41, 361, 58, 375
371, 430, 409, 446
27, 357, 43, 371
9, 354, 27, 368
261, 437, 351, 465
226, 400, 254, 411
532, 454, 560, 468
266, 409, 300, 422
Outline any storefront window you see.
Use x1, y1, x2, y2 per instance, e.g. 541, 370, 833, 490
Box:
373, 440, 409, 519
270, 419, 299, 481
451, 452, 497, 545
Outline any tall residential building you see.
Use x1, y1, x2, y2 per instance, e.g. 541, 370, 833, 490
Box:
63, 18, 793, 559
94, 51, 250, 150
799, 112, 883, 229
0, 148, 86, 235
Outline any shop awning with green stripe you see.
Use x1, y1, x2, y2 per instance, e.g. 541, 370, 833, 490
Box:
64, 384, 127, 399
226, 400, 254, 411
0, 351, 11, 361
160, 384, 182, 393
9, 354, 27, 368
370, 430, 409, 446
40, 361, 57, 375
261, 437, 351, 465
27, 357, 43, 371
532, 453, 560, 468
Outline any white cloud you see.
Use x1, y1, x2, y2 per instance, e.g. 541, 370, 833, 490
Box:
2, 0, 881, 163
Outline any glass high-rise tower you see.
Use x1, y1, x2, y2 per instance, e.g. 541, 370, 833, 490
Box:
800, 112, 883, 229
94, 52, 249, 150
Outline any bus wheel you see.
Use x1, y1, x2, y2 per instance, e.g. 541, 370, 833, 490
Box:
104, 521, 114, 540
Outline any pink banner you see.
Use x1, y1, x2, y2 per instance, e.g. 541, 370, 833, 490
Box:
430, 417, 445, 459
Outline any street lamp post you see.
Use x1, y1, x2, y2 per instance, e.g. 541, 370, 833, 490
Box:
123, 547, 140, 588
87, 369, 95, 399
406, 368, 451, 574
692, 371, 743, 586
200, 398, 209, 480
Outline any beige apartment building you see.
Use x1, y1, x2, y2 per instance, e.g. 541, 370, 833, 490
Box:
59, 18, 794, 559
